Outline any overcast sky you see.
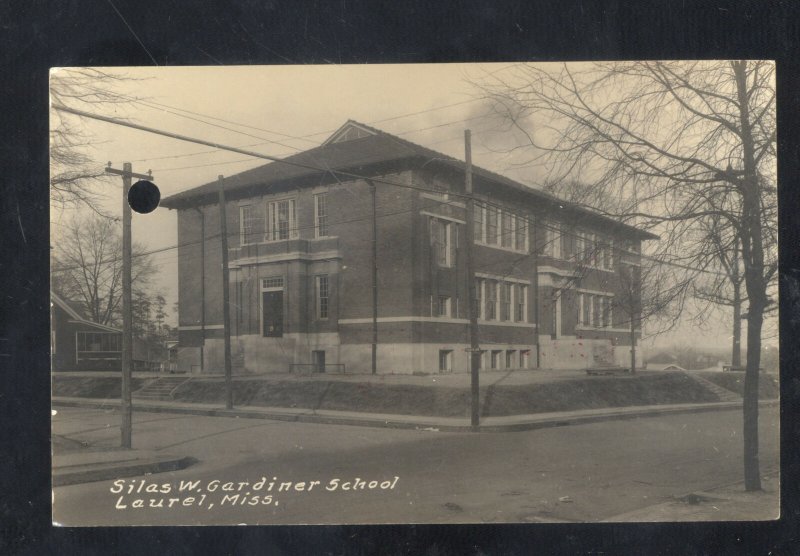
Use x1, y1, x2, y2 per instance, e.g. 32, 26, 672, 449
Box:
49, 63, 763, 351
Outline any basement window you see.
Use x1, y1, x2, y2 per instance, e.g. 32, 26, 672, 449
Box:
439, 350, 453, 372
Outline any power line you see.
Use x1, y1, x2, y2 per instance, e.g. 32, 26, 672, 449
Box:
52, 102, 725, 277
130, 98, 321, 145
131, 99, 307, 152
126, 97, 489, 163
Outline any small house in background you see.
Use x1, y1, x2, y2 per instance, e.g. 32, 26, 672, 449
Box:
645, 352, 685, 372
165, 340, 180, 373
51, 291, 167, 372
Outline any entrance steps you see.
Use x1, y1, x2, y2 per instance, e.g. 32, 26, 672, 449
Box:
133, 377, 190, 401
685, 373, 741, 402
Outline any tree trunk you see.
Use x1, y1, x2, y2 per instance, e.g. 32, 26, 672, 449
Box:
743, 305, 762, 490
629, 316, 636, 374
734, 60, 765, 492
731, 282, 742, 368
731, 238, 742, 368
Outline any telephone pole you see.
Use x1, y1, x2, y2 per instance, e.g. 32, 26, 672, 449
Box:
218, 175, 234, 409
464, 130, 481, 429
105, 162, 152, 449
369, 179, 378, 374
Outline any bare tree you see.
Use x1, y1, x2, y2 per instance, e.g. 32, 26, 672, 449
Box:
50, 68, 136, 212
693, 214, 746, 367
51, 214, 156, 329
613, 255, 688, 373
476, 61, 777, 490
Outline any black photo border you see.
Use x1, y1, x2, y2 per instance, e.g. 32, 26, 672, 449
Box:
2, 0, 799, 553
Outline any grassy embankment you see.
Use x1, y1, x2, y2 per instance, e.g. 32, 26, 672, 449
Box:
697, 371, 779, 399
50, 372, 758, 417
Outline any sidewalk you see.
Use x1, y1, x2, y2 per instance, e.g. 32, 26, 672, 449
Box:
53, 396, 777, 433
53, 449, 196, 486
602, 473, 780, 522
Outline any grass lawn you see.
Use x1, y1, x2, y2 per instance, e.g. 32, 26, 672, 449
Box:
696, 371, 779, 399
51, 376, 154, 399
169, 372, 721, 417
483, 373, 719, 416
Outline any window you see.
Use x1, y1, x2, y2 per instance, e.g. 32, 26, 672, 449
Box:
501, 282, 511, 321
486, 206, 498, 245
561, 223, 572, 259
439, 350, 453, 372
583, 294, 592, 326
593, 295, 602, 327
436, 296, 451, 317
316, 275, 329, 319
602, 296, 611, 327
575, 231, 585, 261
552, 224, 561, 259
268, 199, 297, 241
608, 239, 615, 268
312, 350, 326, 373
506, 350, 516, 368
262, 276, 284, 289
520, 349, 530, 368
77, 331, 121, 352
516, 285, 527, 322
543, 221, 560, 258
515, 215, 528, 251
315, 193, 329, 237
491, 350, 501, 369
501, 211, 513, 248
430, 218, 452, 267
582, 232, 595, 264
473, 202, 484, 242
597, 237, 607, 268
486, 281, 497, 320
240, 204, 265, 245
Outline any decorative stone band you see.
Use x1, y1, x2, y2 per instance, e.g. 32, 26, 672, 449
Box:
338, 317, 537, 328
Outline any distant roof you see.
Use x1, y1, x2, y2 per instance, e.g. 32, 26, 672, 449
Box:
161, 120, 658, 240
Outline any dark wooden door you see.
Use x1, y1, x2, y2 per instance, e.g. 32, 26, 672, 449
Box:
262, 291, 283, 337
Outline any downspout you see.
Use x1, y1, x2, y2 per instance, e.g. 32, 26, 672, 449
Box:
194, 207, 205, 373
368, 179, 378, 374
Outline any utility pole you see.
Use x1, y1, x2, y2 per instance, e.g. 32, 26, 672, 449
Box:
369, 180, 378, 375
464, 130, 480, 429
532, 219, 541, 368
105, 162, 152, 449
218, 175, 233, 409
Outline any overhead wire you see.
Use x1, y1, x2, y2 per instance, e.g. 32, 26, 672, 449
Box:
52, 102, 727, 277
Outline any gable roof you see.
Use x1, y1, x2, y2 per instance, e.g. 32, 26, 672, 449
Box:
161, 120, 657, 240
51, 291, 121, 333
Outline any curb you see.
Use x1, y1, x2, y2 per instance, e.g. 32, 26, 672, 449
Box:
52, 397, 779, 433
53, 455, 197, 487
